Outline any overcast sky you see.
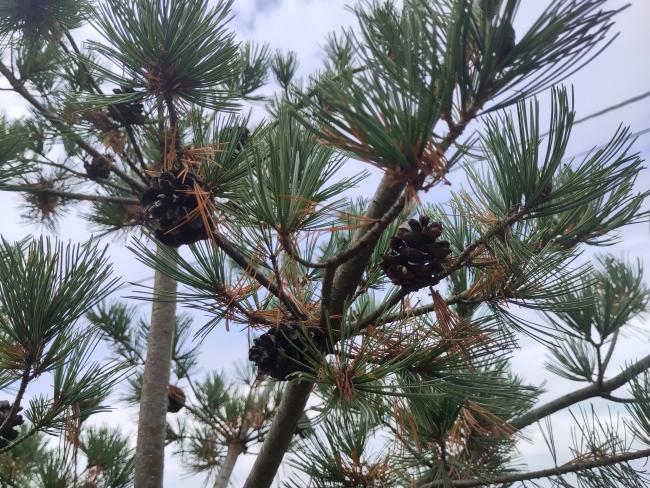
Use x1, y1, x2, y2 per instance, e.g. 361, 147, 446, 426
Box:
1, 1, 649, 486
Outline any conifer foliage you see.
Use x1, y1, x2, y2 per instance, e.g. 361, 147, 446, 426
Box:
0, 0, 649, 487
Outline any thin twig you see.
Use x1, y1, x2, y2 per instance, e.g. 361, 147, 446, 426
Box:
365, 290, 472, 328
0, 184, 139, 205
184, 375, 232, 439
351, 288, 410, 334
436, 204, 533, 282
0, 60, 146, 193
0, 364, 31, 435
0, 424, 39, 455
281, 193, 407, 270
600, 393, 636, 404
601, 331, 619, 374
0, 471, 19, 488
63, 30, 149, 178
510, 353, 650, 430
33, 153, 135, 194
421, 447, 650, 487
164, 93, 183, 165
212, 231, 308, 320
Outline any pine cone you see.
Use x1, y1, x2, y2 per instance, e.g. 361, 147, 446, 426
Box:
84, 154, 112, 180
141, 171, 211, 247
0, 400, 24, 446
167, 385, 186, 413
380, 215, 451, 289
498, 24, 516, 63
221, 126, 250, 154
249, 324, 327, 381
112, 86, 146, 126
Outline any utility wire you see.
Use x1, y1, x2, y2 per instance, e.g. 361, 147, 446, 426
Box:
572, 90, 650, 127
541, 89, 650, 137
569, 126, 650, 160
117, 273, 157, 291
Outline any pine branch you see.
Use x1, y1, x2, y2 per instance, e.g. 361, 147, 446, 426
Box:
600, 393, 636, 404
0, 422, 40, 455
351, 287, 410, 333
35, 158, 135, 194
351, 191, 572, 333
281, 192, 408, 270
327, 175, 407, 314
184, 375, 232, 439
62, 29, 149, 179
0, 363, 31, 436
218, 286, 274, 326
243, 174, 407, 488
601, 331, 619, 374
421, 447, 650, 487
212, 231, 308, 320
241, 379, 313, 488
510, 353, 650, 431
164, 93, 183, 164
0, 60, 146, 193
0, 185, 139, 205
243, 87, 480, 485
0, 471, 19, 488
182, 403, 229, 439
436, 203, 536, 282
363, 290, 472, 329
349, 283, 476, 336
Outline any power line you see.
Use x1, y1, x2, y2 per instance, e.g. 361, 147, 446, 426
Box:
540, 89, 650, 138
572, 90, 650, 127
117, 274, 156, 291
568, 126, 650, 160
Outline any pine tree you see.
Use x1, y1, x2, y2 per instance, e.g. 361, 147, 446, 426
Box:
0, 237, 127, 481
0, 0, 271, 486
0, 424, 135, 487
135, 1, 649, 486
88, 302, 287, 487
0, 1, 649, 488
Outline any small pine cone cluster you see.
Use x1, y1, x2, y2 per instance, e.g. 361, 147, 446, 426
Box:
0, 401, 23, 448
141, 171, 211, 248
167, 385, 186, 413
249, 324, 327, 381
380, 215, 451, 289
501, 24, 516, 61
112, 86, 146, 126
84, 154, 112, 180
221, 126, 250, 153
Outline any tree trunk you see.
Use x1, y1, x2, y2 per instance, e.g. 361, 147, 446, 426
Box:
134, 245, 178, 488
213, 441, 243, 488
242, 380, 312, 488
242, 174, 406, 488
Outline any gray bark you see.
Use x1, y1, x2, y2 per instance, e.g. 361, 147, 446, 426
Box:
213, 441, 244, 488
511, 352, 650, 430
421, 447, 650, 487
134, 245, 178, 488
